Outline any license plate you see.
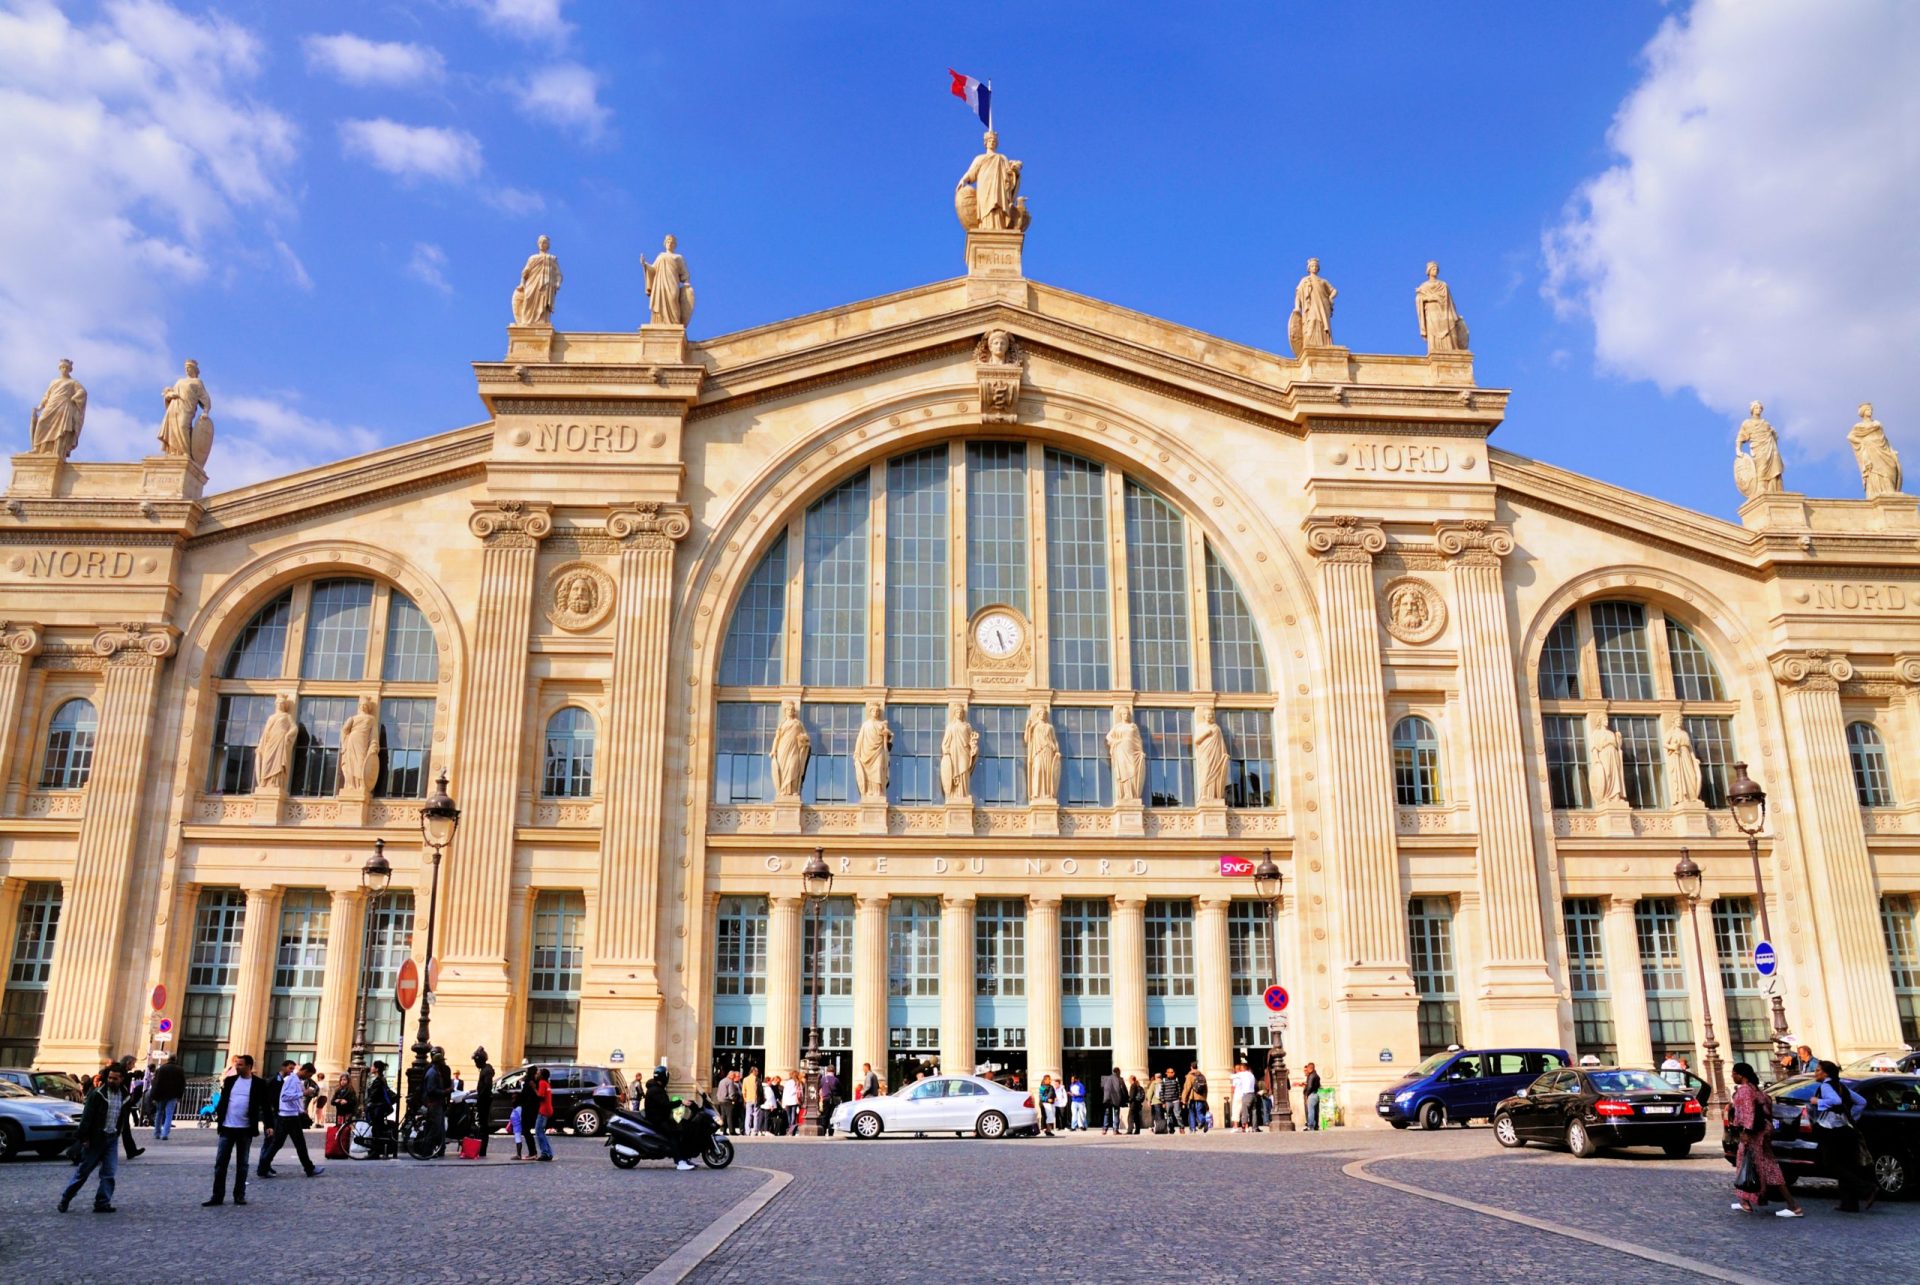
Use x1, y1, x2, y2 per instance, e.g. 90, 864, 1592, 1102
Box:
1377, 1106, 1390, 1114
1642, 1105, 1675, 1115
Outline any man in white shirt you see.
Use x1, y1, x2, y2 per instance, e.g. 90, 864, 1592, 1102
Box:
256, 1060, 324, 1179
1232, 1063, 1258, 1133
206, 1055, 270, 1207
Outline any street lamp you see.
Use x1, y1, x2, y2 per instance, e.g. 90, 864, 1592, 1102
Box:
405, 769, 460, 1125
1727, 762, 1791, 1067
1674, 849, 1726, 1111
350, 837, 393, 1098
1252, 848, 1294, 1132
799, 847, 833, 1137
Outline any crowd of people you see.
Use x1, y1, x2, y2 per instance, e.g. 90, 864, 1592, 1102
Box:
711, 1063, 832, 1136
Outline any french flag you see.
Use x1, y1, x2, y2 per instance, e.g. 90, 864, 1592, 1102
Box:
949, 69, 991, 128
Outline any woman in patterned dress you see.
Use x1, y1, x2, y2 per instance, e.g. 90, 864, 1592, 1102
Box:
1729, 1062, 1803, 1217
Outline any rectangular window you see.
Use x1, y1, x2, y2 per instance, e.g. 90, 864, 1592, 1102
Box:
527, 891, 585, 1062
885, 448, 950, 688
290, 695, 357, 798
1851, 724, 1895, 808
1712, 898, 1773, 1063
1538, 612, 1582, 699
719, 531, 787, 686
1219, 709, 1275, 809
381, 592, 439, 683
300, 578, 374, 681
1145, 899, 1196, 997
1137, 708, 1194, 808
1123, 480, 1192, 692
1636, 898, 1693, 1063
1685, 715, 1736, 809
1613, 714, 1666, 809
801, 474, 870, 687
377, 697, 434, 798
1591, 601, 1655, 701
182, 889, 244, 1075
801, 703, 862, 805
1205, 546, 1268, 694
207, 694, 275, 794
975, 898, 1026, 997
968, 706, 1027, 807
886, 704, 943, 806
1408, 897, 1461, 1056
1063, 1026, 1115, 1050
714, 702, 777, 804
0, 882, 61, 1064
714, 896, 768, 996
1227, 901, 1273, 997
1060, 899, 1111, 997
1882, 895, 1920, 1047
1562, 898, 1616, 1063
966, 442, 1029, 616
265, 890, 329, 1069
802, 897, 853, 998
887, 897, 941, 998
1044, 450, 1111, 690
1054, 707, 1112, 807
360, 893, 414, 1049
1544, 714, 1591, 809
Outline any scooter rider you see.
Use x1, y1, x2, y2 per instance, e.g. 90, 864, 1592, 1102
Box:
644, 1065, 713, 1172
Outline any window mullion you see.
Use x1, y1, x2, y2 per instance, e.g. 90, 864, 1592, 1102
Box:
282, 584, 312, 680
948, 439, 967, 689
1104, 465, 1131, 691
1185, 517, 1211, 692
1027, 441, 1050, 688
365, 585, 393, 685
781, 515, 804, 684
867, 461, 887, 688
1645, 604, 1678, 700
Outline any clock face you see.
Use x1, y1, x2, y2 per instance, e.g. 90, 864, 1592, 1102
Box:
974, 610, 1025, 659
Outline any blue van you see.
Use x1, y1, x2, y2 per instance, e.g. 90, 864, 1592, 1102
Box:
1376, 1047, 1571, 1129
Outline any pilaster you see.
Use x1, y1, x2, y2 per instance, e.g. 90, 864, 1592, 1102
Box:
0, 878, 26, 1014
0, 624, 43, 803
227, 886, 284, 1064
1602, 895, 1654, 1063
1112, 895, 1148, 1079
1196, 897, 1234, 1106
315, 888, 365, 1075
1025, 895, 1063, 1088
764, 895, 804, 1079
939, 894, 976, 1076
852, 895, 889, 1089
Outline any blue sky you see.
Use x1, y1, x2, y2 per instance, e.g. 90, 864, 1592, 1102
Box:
3, 0, 1915, 518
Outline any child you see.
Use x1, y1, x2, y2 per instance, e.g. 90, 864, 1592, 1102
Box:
508, 1103, 524, 1159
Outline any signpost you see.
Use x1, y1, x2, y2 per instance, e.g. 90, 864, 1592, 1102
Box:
1263, 985, 1290, 1013
395, 957, 420, 1013
150, 984, 167, 1012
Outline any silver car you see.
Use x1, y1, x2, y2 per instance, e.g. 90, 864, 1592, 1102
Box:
0, 1078, 83, 1160
831, 1074, 1034, 1140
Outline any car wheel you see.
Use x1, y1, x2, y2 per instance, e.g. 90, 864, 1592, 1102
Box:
853, 1111, 883, 1140
1662, 1142, 1692, 1159
1566, 1118, 1598, 1158
609, 1148, 640, 1169
0, 1121, 19, 1161
571, 1106, 602, 1137
1419, 1101, 1447, 1131
976, 1111, 1008, 1140
1873, 1149, 1909, 1199
1493, 1113, 1524, 1149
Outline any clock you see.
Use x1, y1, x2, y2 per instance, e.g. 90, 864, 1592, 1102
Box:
973, 609, 1026, 659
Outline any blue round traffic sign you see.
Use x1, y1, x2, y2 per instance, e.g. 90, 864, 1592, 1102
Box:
1264, 985, 1290, 1013
157, 1018, 172, 1034
1753, 941, 1777, 977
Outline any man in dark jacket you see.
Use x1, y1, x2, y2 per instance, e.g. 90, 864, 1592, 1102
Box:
108, 1055, 144, 1159
205, 1055, 273, 1206
472, 1048, 495, 1156
364, 1061, 398, 1157
150, 1056, 187, 1141
59, 1061, 126, 1213
1099, 1068, 1127, 1134
422, 1047, 451, 1156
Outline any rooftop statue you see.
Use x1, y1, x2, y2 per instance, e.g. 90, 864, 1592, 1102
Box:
1287, 258, 1336, 354
1733, 401, 1785, 499
511, 234, 562, 326
955, 131, 1028, 232
29, 359, 86, 460
158, 359, 213, 467
1850, 403, 1903, 498
643, 235, 695, 326
1414, 261, 1468, 354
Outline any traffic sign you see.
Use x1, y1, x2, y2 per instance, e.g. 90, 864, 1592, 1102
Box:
1264, 985, 1290, 1013
426, 959, 440, 993
1753, 941, 1777, 977
151, 984, 166, 1012
1267, 1014, 1289, 1035
157, 1018, 172, 1034
395, 957, 420, 1012
609, 1049, 625, 1064
1379, 1048, 1395, 1063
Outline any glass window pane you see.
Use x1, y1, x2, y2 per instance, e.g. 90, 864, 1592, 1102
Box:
1044, 449, 1111, 690
360, 893, 415, 1048
1408, 897, 1460, 1056
266, 889, 329, 1066
1123, 479, 1191, 692
1712, 898, 1773, 1060
886, 705, 943, 806
1544, 714, 1590, 809
802, 897, 854, 997
714, 896, 769, 996
1391, 715, 1443, 806
1664, 621, 1724, 701
801, 703, 862, 805
974, 898, 1026, 997
224, 591, 292, 680
1562, 898, 1615, 1063
966, 442, 1029, 616
714, 702, 777, 804
1137, 707, 1193, 807
208, 694, 275, 794
376, 697, 434, 798
1227, 901, 1274, 996
0, 882, 62, 1063
720, 532, 788, 686
1060, 899, 1111, 996
542, 707, 596, 798
1850, 722, 1894, 807
1053, 708, 1112, 807
290, 696, 357, 797
1205, 544, 1269, 694
1591, 601, 1654, 701
887, 897, 941, 997
1613, 714, 1665, 809
1218, 709, 1274, 808
527, 891, 585, 1061
1882, 896, 1920, 1046
1636, 898, 1692, 1062
40, 699, 98, 791
1538, 610, 1581, 699
885, 448, 950, 688
801, 474, 870, 687
300, 579, 375, 681
382, 590, 439, 683
1685, 715, 1736, 809
1145, 899, 1195, 997
968, 706, 1027, 807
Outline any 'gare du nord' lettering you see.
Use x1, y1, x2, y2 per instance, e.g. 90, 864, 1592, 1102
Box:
534, 421, 639, 453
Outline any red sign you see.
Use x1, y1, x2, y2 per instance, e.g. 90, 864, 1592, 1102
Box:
426, 959, 440, 994
395, 957, 420, 1012
1264, 985, 1290, 1013
150, 983, 167, 1012
1218, 855, 1254, 877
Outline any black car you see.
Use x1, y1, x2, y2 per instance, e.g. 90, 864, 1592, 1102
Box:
1493, 1066, 1706, 1157
453, 1064, 628, 1137
1720, 1073, 1920, 1199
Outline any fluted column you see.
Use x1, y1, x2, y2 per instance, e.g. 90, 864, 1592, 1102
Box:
1112, 895, 1148, 1079
940, 894, 976, 1077
0, 878, 26, 1000
227, 886, 284, 1063
315, 889, 365, 1075
0, 625, 42, 808
1025, 895, 1062, 1088
852, 895, 889, 1088
37, 625, 175, 1067
1602, 895, 1653, 1063
1772, 651, 1903, 1055
764, 895, 804, 1078
1196, 897, 1234, 1103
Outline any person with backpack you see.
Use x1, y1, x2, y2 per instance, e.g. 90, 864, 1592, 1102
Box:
1179, 1063, 1207, 1133
149, 1056, 187, 1141
1099, 1067, 1127, 1134
1154, 1068, 1180, 1133
1810, 1061, 1875, 1212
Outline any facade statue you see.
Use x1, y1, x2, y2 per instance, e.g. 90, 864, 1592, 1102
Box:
1414, 261, 1468, 354
158, 359, 213, 466
1586, 712, 1626, 805
254, 695, 297, 791
955, 131, 1027, 232
1108, 705, 1146, 806
1849, 403, 1904, 498
1193, 707, 1229, 805
1733, 401, 1785, 499
337, 696, 381, 795
1287, 258, 1337, 354
769, 700, 811, 799
511, 234, 562, 326
643, 235, 695, 326
1663, 713, 1702, 806
940, 701, 979, 803
1024, 704, 1060, 803
853, 700, 892, 800
28, 359, 87, 459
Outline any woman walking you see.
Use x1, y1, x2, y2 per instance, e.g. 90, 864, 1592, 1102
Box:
516, 1072, 540, 1159
1036, 1075, 1057, 1137
1810, 1061, 1875, 1212
1727, 1062, 1802, 1217
531, 1068, 555, 1161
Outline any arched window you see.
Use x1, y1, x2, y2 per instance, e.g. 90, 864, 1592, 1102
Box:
542, 708, 597, 798
1849, 721, 1895, 807
40, 699, 97, 790
1391, 715, 1443, 806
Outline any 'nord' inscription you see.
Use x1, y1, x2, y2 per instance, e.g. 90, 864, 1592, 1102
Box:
27, 550, 135, 579
535, 422, 639, 453
1350, 442, 1451, 474
1810, 583, 1910, 612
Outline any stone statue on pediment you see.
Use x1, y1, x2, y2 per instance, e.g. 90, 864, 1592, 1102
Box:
1193, 706, 1228, 805
159, 359, 213, 466
940, 701, 979, 803
1288, 258, 1336, 354
854, 700, 892, 801
1024, 704, 1060, 803
1587, 712, 1626, 805
955, 131, 1027, 232
254, 694, 296, 791
1849, 403, 1903, 498
643, 235, 695, 326
337, 695, 380, 796
1415, 261, 1468, 354
29, 359, 86, 459
1108, 704, 1145, 806
1733, 401, 1784, 499
1663, 713, 1701, 805
511, 234, 562, 326
770, 700, 811, 800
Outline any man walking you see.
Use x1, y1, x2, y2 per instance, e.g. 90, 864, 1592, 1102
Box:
206, 1055, 272, 1206
818, 1065, 840, 1136
422, 1047, 451, 1157
714, 1068, 741, 1135
58, 1061, 126, 1213
1233, 1062, 1259, 1132
1154, 1068, 1180, 1133
1301, 1062, 1322, 1132
473, 1048, 496, 1157
860, 1061, 880, 1101
257, 1060, 324, 1178
1100, 1066, 1126, 1134
364, 1061, 397, 1158
150, 1055, 187, 1140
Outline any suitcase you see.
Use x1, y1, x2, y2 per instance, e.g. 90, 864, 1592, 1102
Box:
459, 1136, 482, 1160
324, 1123, 351, 1160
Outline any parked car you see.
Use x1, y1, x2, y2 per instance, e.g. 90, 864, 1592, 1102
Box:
0, 1078, 83, 1159
833, 1074, 1036, 1140
1720, 1073, 1920, 1199
1844, 1050, 1920, 1075
453, 1064, 628, 1137
0, 1068, 87, 1103
1493, 1066, 1706, 1157
1377, 1048, 1572, 1129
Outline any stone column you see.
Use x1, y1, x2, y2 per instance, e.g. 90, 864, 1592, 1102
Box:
764, 895, 804, 1079
1196, 897, 1234, 1105
0, 878, 25, 992
1025, 895, 1063, 1088
1602, 895, 1653, 1064
940, 894, 976, 1077
227, 886, 285, 1063
36, 625, 175, 1067
852, 895, 889, 1088
1302, 516, 1419, 1100
1452, 890, 1488, 1048
315, 889, 365, 1075
0, 625, 42, 804
434, 501, 550, 1069
1112, 895, 1148, 1079
1435, 522, 1560, 1038
579, 503, 691, 1065
1771, 651, 1903, 1055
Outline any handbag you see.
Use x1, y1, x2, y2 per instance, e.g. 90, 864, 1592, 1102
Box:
1733, 1145, 1761, 1193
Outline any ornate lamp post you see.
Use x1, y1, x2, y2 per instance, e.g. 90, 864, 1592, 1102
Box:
1727, 762, 1791, 1067
1674, 849, 1727, 1111
798, 847, 833, 1137
404, 770, 460, 1124
1253, 849, 1294, 1132
350, 837, 393, 1099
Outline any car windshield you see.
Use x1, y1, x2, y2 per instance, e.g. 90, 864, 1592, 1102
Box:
1413, 1051, 1455, 1076
1588, 1070, 1674, 1094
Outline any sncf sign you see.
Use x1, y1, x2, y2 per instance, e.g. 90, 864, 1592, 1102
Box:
1218, 855, 1254, 877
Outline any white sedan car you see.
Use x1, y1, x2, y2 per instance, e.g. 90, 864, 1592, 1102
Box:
832, 1075, 1035, 1140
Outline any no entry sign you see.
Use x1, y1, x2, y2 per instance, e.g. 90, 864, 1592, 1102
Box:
150, 984, 166, 1012
395, 957, 420, 1011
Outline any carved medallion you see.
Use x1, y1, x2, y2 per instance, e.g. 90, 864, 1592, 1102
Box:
1379, 577, 1446, 645
974, 330, 1024, 424
545, 561, 616, 632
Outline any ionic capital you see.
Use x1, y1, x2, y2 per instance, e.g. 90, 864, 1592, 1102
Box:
91, 621, 178, 661
0, 621, 42, 660
1770, 648, 1853, 691
606, 502, 691, 549
1303, 515, 1387, 564
468, 500, 554, 545
1895, 655, 1920, 687
1432, 519, 1514, 567
941, 893, 977, 912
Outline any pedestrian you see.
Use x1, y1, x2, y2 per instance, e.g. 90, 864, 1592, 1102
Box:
107, 1056, 144, 1159
150, 1055, 186, 1141
1100, 1066, 1126, 1134
364, 1061, 398, 1158
1810, 1061, 1875, 1212
1186, 1065, 1210, 1132
257, 1060, 324, 1179
422, 1047, 451, 1156
783, 1069, 802, 1133
473, 1048, 496, 1157
1790, 1044, 1818, 1076
1155, 1068, 1180, 1133
532, 1067, 555, 1161
509, 1102, 525, 1159
715, 1068, 741, 1136
58, 1061, 127, 1213
1302, 1062, 1322, 1132
1068, 1075, 1088, 1130
1036, 1075, 1057, 1136
1728, 1062, 1803, 1217
515, 1070, 540, 1160
860, 1061, 880, 1102
1233, 1062, 1258, 1132
205, 1055, 272, 1207
819, 1065, 840, 1136
744, 1066, 763, 1135
329, 1074, 359, 1127
1659, 1052, 1683, 1073
1127, 1074, 1146, 1134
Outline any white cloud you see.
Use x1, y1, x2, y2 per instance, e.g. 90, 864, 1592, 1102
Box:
484, 186, 546, 217
465, 0, 571, 43
1545, 0, 1920, 458
215, 392, 384, 488
302, 33, 446, 88
339, 118, 483, 184
509, 62, 610, 140
406, 242, 452, 293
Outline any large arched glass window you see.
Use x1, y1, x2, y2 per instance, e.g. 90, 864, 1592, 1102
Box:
1391, 716, 1443, 806
542, 708, 596, 798
1849, 721, 1895, 807
719, 532, 787, 686
40, 699, 97, 790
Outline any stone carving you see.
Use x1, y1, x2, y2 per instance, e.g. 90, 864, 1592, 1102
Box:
29, 359, 86, 459
337, 695, 380, 796
1663, 712, 1702, 805
955, 131, 1027, 231
854, 700, 892, 801
1849, 403, 1903, 498
1586, 712, 1626, 805
1287, 258, 1337, 354
545, 561, 616, 632
1108, 704, 1145, 806
255, 694, 296, 791
158, 359, 213, 466
975, 329, 1024, 423
91, 621, 178, 659
643, 235, 695, 327
1414, 261, 1468, 354
940, 701, 979, 803
1193, 707, 1228, 805
1733, 401, 1785, 499
468, 500, 554, 543
1380, 577, 1446, 645
1303, 514, 1386, 563
769, 700, 811, 800
511, 235, 562, 326
1771, 649, 1853, 690
607, 501, 692, 544
1024, 703, 1060, 802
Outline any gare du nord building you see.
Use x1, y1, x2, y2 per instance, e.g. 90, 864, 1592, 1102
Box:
3, 150, 1919, 1124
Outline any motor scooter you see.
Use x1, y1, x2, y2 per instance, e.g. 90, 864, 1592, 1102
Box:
605, 1097, 734, 1170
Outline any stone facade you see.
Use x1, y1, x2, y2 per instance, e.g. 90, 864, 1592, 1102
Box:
4, 214, 1919, 1125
